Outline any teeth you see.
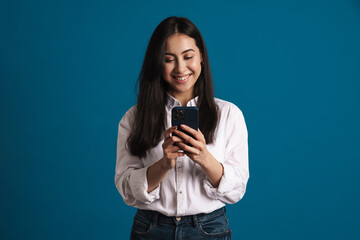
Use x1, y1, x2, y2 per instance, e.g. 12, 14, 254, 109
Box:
175, 74, 190, 80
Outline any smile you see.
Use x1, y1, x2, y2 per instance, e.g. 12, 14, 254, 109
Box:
173, 74, 192, 82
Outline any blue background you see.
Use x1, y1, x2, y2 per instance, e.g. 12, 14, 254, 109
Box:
1, 0, 360, 239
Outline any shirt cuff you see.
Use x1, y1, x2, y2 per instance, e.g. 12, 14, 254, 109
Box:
129, 167, 160, 204
203, 164, 236, 199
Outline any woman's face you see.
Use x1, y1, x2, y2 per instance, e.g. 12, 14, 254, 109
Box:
162, 34, 203, 100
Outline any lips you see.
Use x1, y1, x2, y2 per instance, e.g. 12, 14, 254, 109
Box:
173, 73, 192, 82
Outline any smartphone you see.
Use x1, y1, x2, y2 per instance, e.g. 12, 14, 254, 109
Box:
171, 107, 199, 140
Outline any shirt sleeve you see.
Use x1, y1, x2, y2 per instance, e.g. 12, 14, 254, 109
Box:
203, 104, 249, 204
114, 107, 160, 206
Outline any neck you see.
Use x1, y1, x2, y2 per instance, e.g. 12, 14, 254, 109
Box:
168, 91, 194, 106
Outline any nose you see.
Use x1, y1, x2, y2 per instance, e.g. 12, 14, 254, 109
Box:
175, 59, 186, 73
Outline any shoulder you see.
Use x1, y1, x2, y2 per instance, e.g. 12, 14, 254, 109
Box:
214, 98, 244, 119
122, 105, 137, 120
214, 98, 247, 135
118, 105, 137, 130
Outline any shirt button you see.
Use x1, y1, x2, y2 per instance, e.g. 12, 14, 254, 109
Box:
179, 191, 182, 194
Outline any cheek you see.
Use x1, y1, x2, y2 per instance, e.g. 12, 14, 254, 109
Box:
163, 65, 172, 78
188, 60, 202, 74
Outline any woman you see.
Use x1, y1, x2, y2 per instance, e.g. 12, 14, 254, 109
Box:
115, 16, 249, 240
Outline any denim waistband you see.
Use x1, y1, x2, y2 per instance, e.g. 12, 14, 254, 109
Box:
135, 207, 226, 227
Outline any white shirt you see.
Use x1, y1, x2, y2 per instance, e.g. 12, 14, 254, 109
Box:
115, 95, 249, 217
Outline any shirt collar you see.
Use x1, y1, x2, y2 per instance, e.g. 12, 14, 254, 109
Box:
165, 93, 199, 108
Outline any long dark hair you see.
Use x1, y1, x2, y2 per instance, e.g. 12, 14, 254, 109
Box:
127, 16, 218, 158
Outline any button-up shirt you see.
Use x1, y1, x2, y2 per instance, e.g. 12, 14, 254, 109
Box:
115, 94, 249, 217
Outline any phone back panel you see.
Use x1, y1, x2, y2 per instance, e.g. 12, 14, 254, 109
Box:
171, 107, 199, 136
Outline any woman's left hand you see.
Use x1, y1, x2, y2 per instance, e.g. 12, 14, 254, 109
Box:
174, 124, 211, 167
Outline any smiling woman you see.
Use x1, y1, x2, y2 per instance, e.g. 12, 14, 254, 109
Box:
163, 34, 203, 106
114, 16, 249, 240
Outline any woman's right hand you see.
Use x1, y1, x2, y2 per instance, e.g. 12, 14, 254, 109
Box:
161, 126, 184, 170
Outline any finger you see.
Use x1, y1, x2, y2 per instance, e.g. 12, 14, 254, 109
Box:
180, 125, 203, 141
170, 135, 183, 142
163, 136, 184, 149
163, 130, 181, 146
168, 145, 182, 153
197, 129, 206, 142
164, 142, 182, 152
173, 129, 193, 143
162, 137, 174, 149
184, 135, 202, 149
164, 126, 177, 139
169, 134, 183, 148
177, 142, 200, 155
173, 130, 201, 148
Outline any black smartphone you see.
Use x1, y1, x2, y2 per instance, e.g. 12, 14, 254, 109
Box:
171, 107, 199, 140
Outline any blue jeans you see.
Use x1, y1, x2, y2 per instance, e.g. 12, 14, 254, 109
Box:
130, 207, 231, 240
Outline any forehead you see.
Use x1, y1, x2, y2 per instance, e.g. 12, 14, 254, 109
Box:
165, 34, 199, 53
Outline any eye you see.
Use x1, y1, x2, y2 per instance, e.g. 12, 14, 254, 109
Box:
184, 56, 193, 60
165, 59, 175, 63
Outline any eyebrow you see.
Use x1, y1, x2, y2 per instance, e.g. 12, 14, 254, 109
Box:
165, 49, 195, 56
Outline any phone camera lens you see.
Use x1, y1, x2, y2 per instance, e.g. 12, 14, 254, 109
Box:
175, 109, 185, 120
